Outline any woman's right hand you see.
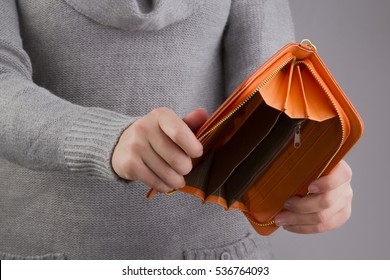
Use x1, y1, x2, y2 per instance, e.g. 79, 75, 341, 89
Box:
112, 107, 207, 193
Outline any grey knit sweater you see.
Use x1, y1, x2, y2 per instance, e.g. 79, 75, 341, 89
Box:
0, 0, 294, 259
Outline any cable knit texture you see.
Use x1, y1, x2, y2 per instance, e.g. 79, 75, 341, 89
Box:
0, 0, 294, 259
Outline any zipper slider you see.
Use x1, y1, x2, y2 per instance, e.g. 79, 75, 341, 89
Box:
294, 123, 301, 148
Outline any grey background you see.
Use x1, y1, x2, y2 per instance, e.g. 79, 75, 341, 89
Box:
268, 0, 390, 259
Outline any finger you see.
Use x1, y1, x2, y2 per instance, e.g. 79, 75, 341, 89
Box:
308, 160, 352, 194
183, 108, 208, 132
112, 133, 174, 192
142, 143, 186, 189
149, 127, 193, 176
275, 191, 353, 229
154, 108, 203, 158
131, 159, 174, 193
275, 200, 342, 226
283, 181, 352, 214
280, 205, 352, 234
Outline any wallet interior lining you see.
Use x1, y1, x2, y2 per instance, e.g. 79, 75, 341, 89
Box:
222, 113, 305, 206
242, 116, 343, 221
205, 101, 283, 197
202, 97, 307, 205
185, 92, 263, 194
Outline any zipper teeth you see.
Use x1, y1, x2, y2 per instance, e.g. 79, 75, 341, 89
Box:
199, 56, 295, 142
198, 92, 257, 142
295, 61, 345, 178
247, 216, 275, 227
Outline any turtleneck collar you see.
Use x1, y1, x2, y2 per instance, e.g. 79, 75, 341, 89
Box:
63, 0, 202, 31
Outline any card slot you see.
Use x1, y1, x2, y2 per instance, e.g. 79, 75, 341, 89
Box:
240, 120, 317, 203
242, 117, 342, 222
223, 113, 304, 206
249, 124, 341, 222
204, 102, 282, 198
243, 119, 331, 205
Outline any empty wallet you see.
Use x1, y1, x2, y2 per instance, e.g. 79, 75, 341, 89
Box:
147, 40, 364, 235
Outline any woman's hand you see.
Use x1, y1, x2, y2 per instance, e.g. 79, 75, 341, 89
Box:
274, 160, 353, 234
112, 107, 207, 193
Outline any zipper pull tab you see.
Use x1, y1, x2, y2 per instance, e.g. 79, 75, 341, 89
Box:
294, 124, 301, 148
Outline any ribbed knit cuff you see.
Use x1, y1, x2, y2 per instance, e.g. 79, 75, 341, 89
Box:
63, 108, 137, 180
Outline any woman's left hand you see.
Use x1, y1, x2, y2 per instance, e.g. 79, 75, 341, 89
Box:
274, 160, 353, 234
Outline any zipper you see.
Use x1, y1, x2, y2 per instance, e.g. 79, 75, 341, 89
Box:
198, 93, 257, 142
294, 123, 302, 148
246, 215, 276, 227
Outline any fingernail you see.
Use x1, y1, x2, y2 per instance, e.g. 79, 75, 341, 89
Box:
194, 143, 203, 158
284, 200, 292, 210
275, 216, 287, 226
308, 184, 320, 194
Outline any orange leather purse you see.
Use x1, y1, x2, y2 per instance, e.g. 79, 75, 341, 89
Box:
148, 40, 364, 235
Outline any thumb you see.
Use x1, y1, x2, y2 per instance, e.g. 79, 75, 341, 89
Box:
183, 108, 208, 133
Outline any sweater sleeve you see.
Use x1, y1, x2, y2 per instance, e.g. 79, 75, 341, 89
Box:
0, 0, 136, 180
223, 0, 296, 97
